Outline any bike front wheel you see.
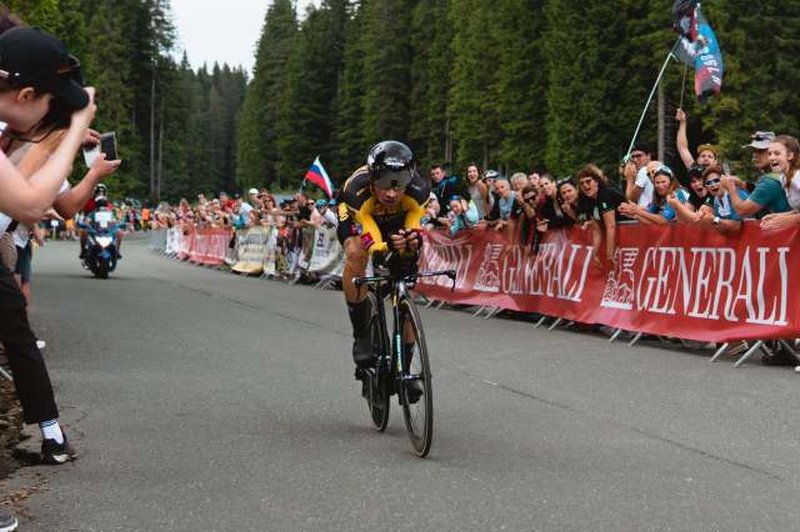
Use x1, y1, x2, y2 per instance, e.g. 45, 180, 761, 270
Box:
398, 297, 433, 457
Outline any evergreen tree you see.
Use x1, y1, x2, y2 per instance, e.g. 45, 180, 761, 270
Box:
236, 0, 297, 190
447, 0, 502, 170
494, 0, 548, 173
409, 0, 453, 169
543, 0, 630, 176
359, 0, 413, 144
276, 0, 349, 189
332, 0, 368, 178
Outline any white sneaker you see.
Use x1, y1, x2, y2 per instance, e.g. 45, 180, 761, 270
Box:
36, 340, 46, 350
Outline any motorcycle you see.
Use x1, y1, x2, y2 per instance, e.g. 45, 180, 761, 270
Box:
79, 212, 125, 279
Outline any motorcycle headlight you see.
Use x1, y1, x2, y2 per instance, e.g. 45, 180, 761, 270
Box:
96, 236, 113, 247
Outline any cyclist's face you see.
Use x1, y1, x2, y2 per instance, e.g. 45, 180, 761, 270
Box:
373, 184, 404, 207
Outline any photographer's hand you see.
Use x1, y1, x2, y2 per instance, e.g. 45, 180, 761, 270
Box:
88, 153, 122, 182
70, 87, 97, 130
83, 129, 100, 149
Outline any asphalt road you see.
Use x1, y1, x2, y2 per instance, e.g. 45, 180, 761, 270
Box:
5, 236, 800, 531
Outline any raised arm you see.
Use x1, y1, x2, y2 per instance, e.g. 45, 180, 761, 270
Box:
675, 109, 694, 170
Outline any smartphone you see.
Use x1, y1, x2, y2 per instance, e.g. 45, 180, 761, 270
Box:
722, 162, 732, 175
100, 132, 118, 161
82, 132, 118, 168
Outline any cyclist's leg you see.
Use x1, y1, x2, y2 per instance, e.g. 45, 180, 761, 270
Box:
342, 236, 372, 368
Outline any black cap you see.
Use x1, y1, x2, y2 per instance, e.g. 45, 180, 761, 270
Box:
0, 27, 88, 111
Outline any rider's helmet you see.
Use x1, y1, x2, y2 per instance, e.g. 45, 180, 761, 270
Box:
94, 183, 108, 199
367, 140, 416, 190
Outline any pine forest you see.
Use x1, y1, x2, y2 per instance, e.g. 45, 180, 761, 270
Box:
8, 0, 800, 200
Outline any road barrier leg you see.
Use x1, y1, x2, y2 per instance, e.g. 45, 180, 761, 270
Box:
484, 307, 501, 320
548, 317, 563, 331
609, 328, 623, 343
778, 339, 800, 361
628, 332, 643, 347
473, 306, 486, 318
435, 301, 446, 310
709, 342, 730, 363
534, 315, 548, 329
733, 340, 764, 368
424, 299, 436, 309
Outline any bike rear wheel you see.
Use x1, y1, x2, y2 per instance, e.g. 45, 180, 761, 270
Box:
398, 296, 433, 457
366, 292, 390, 431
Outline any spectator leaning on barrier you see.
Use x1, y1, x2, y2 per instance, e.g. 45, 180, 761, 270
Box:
486, 176, 523, 231
758, 135, 800, 230
721, 136, 793, 218
618, 162, 691, 225
465, 163, 489, 219
743, 130, 775, 174
538, 174, 575, 230
441, 195, 479, 236
696, 165, 748, 235
556, 178, 580, 222
509, 172, 528, 193
430, 163, 463, 215
576, 164, 624, 266
623, 142, 655, 207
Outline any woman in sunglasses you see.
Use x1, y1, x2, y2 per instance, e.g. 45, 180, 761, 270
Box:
695, 165, 748, 234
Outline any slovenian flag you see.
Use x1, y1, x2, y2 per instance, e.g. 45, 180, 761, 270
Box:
304, 156, 334, 198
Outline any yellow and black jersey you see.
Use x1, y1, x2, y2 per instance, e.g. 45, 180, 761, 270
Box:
336, 165, 431, 253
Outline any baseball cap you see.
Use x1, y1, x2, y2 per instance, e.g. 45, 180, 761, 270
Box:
742, 131, 775, 150
248, 188, 259, 195
0, 27, 88, 110
315, 199, 327, 208
696, 143, 718, 157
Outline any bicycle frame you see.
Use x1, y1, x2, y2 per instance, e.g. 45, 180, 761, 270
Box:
356, 267, 456, 381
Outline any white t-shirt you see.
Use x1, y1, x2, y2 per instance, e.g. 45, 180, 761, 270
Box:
5, 180, 70, 247
786, 171, 800, 211
634, 166, 654, 207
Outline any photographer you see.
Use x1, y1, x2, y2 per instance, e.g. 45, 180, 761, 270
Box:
0, 26, 98, 464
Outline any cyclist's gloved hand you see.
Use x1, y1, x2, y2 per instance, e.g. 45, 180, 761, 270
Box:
404, 229, 423, 254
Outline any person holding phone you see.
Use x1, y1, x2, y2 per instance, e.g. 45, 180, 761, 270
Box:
0, 26, 97, 464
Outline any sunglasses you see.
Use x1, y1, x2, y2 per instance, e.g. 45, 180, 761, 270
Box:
705, 178, 721, 186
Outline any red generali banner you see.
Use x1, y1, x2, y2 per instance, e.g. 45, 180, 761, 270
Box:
175, 227, 232, 266
417, 222, 798, 343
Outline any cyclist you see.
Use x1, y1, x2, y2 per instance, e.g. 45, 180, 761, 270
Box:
337, 140, 430, 374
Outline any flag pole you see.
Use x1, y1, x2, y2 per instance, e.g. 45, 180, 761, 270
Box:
625, 43, 678, 160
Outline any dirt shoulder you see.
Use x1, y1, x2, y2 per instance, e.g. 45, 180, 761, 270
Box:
0, 378, 22, 480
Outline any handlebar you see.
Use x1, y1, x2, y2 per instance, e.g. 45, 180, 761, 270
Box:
354, 268, 457, 291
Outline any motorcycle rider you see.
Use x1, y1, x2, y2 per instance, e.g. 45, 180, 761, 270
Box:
80, 183, 122, 259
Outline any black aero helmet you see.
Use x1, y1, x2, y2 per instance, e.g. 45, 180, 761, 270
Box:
367, 140, 415, 189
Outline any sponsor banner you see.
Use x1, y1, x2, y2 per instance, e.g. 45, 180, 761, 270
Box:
232, 227, 269, 274
150, 229, 167, 252
165, 228, 181, 255
188, 228, 232, 266
308, 226, 344, 277
417, 223, 799, 343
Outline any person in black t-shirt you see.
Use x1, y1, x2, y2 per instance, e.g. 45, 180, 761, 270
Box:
575, 164, 625, 267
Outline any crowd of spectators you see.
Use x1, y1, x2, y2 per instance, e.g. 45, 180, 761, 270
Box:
414, 111, 799, 272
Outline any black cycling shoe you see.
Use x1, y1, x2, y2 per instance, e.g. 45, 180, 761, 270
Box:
352, 337, 374, 368
404, 380, 423, 404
